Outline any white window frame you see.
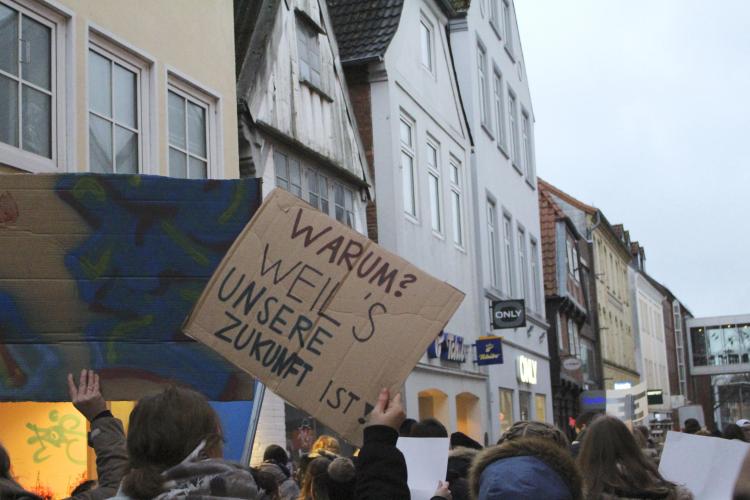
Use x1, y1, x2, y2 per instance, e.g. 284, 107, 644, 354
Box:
0, 0, 69, 173
521, 108, 535, 184
530, 237, 541, 312
400, 113, 418, 220
487, 198, 500, 289
448, 155, 464, 248
493, 68, 507, 155
502, 0, 514, 59
425, 135, 442, 235
419, 14, 434, 74
477, 41, 491, 133
166, 70, 222, 179
274, 149, 302, 197
517, 225, 528, 300
489, 0, 501, 36
502, 212, 515, 295
332, 180, 355, 228
508, 87, 520, 172
86, 29, 153, 174
307, 168, 329, 214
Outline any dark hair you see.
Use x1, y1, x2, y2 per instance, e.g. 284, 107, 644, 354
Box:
497, 421, 570, 449
683, 418, 701, 434
121, 386, 223, 499
0, 443, 10, 479
576, 411, 598, 429
299, 456, 355, 500
411, 418, 448, 438
723, 424, 747, 442
399, 418, 417, 437
263, 444, 288, 464
71, 480, 97, 496
251, 467, 280, 500
578, 416, 676, 499
450, 431, 483, 450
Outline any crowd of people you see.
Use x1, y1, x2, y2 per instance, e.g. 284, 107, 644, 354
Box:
2, 369, 750, 499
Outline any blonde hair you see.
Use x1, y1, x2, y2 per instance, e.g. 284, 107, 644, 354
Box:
311, 435, 340, 456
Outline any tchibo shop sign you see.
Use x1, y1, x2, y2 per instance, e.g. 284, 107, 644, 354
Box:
516, 355, 538, 385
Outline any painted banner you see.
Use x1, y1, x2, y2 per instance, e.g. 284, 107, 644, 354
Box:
183, 188, 465, 445
0, 174, 261, 401
476, 336, 503, 365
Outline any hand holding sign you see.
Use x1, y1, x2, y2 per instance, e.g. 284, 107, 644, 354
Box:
184, 189, 464, 445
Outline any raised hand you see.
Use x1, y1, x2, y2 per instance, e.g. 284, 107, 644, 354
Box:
67, 369, 107, 421
366, 388, 406, 431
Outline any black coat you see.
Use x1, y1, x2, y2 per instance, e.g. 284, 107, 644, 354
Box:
354, 425, 410, 500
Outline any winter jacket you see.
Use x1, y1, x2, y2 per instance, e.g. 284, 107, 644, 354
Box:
0, 478, 43, 500
354, 425, 410, 500
66, 414, 128, 500
258, 461, 299, 500
110, 440, 264, 500
446, 446, 479, 500
470, 437, 583, 500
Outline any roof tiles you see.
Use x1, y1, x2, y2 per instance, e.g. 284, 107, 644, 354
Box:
326, 0, 404, 65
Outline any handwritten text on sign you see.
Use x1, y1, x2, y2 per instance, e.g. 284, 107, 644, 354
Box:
184, 189, 464, 445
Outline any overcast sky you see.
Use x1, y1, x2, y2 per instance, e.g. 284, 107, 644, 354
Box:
514, 0, 750, 318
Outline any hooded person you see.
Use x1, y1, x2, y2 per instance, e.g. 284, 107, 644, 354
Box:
110, 386, 264, 500
259, 445, 299, 500
469, 437, 582, 500
445, 446, 480, 500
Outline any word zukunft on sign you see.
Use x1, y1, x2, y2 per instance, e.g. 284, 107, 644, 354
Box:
184, 189, 464, 445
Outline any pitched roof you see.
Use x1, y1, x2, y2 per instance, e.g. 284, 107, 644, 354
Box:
326, 0, 404, 65
537, 178, 597, 215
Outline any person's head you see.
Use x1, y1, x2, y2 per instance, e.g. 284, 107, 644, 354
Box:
497, 421, 570, 450
0, 443, 11, 480
575, 412, 598, 433
410, 418, 448, 438
450, 431, 483, 450
71, 480, 97, 496
632, 427, 649, 448
695, 429, 712, 437
251, 467, 280, 500
121, 386, 223, 499
299, 456, 356, 500
399, 418, 417, 437
578, 416, 674, 498
635, 425, 650, 440
311, 435, 341, 456
263, 444, 288, 465
683, 418, 701, 434
723, 424, 748, 442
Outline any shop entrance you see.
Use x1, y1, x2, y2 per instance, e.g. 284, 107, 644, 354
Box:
455, 392, 481, 442
418, 388, 449, 428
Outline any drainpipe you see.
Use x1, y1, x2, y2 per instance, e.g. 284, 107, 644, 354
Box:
588, 211, 606, 389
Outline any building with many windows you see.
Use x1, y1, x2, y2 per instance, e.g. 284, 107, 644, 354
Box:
0, 0, 239, 179
448, 0, 552, 441
538, 180, 640, 390
328, 0, 487, 442
538, 184, 599, 438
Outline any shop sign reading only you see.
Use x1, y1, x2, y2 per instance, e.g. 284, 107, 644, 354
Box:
491, 300, 526, 329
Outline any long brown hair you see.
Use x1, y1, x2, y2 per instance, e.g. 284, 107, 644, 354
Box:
121, 386, 223, 499
578, 416, 675, 499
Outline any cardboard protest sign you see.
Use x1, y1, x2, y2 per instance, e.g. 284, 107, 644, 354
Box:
659, 431, 750, 499
397, 437, 450, 500
0, 174, 260, 401
184, 188, 464, 444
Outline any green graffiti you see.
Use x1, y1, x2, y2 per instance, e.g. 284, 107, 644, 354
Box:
161, 220, 210, 266
80, 245, 113, 279
219, 182, 246, 224
72, 177, 106, 202
25, 410, 86, 465
128, 175, 142, 187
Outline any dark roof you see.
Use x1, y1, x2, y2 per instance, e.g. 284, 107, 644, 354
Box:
326, 0, 404, 65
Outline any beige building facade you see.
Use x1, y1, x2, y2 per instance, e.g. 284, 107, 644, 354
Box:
1, 0, 239, 179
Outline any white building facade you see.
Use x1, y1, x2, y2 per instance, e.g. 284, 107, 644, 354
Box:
329, 0, 487, 443
630, 268, 671, 412
448, 0, 552, 441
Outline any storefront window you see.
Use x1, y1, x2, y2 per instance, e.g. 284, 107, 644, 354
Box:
691, 324, 750, 367
498, 388, 514, 434
519, 390, 531, 421
535, 394, 546, 422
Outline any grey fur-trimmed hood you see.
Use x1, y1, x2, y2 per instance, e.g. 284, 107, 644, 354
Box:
469, 437, 582, 500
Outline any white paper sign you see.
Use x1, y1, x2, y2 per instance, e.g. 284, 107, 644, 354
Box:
397, 437, 450, 500
659, 431, 750, 500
